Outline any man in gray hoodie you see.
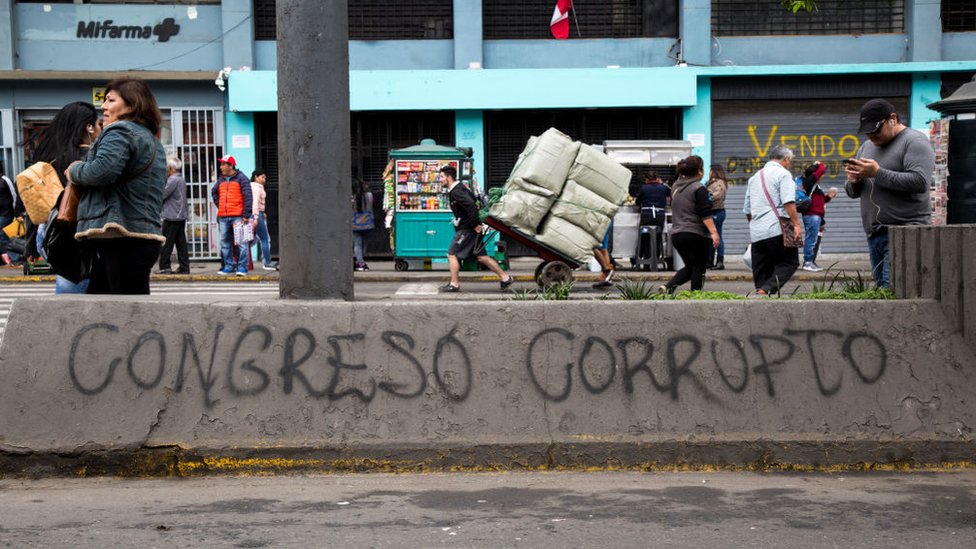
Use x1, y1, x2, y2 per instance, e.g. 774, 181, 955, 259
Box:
845, 99, 934, 289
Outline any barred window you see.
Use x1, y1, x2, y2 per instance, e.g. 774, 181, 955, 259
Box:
483, 0, 678, 39
254, 0, 453, 41
712, 0, 905, 36
943, 0, 976, 32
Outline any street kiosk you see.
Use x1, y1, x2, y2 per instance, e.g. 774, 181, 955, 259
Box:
390, 140, 477, 271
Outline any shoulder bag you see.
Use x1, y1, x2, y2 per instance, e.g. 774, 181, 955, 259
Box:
759, 170, 803, 248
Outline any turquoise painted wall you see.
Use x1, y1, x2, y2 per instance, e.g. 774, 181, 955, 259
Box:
910, 73, 943, 131
683, 77, 712, 176
225, 111, 256, 176
229, 68, 698, 112
455, 111, 485, 193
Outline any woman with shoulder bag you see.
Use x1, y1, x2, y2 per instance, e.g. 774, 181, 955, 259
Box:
66, 78, 166, 295
705, 164, 728, 270
31, 101, 101, 294
658, 155, 720, 295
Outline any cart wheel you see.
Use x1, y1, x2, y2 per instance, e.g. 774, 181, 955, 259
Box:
537, 261, 573, 288
534, 261, 548, 283
394, 259, 409, 272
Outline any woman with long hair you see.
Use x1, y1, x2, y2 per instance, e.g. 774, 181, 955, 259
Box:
658, 155, 720, 294
352, 178, 374, 271
31, 101, 101, 294
706, 164, 728, 270
66, 78, 166, 294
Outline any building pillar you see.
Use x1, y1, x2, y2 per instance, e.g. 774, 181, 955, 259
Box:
222, 0, 255, 70
453, 0, 483, 69
277, 0, 352, 300
455, 110, 485, 190
682, 76, 712, 174
225, 112, 257, 175
679, 0, 710, 66
910, 72, 943, 132
0, 0, 14, 70
906, 0, 942, 62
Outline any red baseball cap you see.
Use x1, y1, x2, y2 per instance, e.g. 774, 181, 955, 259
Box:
218, 155, 236, 167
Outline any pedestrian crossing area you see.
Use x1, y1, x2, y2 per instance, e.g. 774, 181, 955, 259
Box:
0, 281, 281, 342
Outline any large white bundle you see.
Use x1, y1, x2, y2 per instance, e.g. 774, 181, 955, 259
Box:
535, 216, 599, 264
488, 178, 555, 235
550, 180, 618, 239
567, 143, 633, 205
508, 128, 580, 196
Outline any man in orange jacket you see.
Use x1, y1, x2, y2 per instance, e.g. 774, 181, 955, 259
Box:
211, 155, 254, 275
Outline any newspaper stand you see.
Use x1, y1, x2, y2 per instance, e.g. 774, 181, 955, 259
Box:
485, 216, 581, 288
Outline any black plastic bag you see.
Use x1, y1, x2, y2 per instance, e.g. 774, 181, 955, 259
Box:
41, 203, 90, 284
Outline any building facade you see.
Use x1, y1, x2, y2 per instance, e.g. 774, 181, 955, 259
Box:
1, 0, 975, 258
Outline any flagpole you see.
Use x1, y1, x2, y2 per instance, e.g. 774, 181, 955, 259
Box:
571, 3, 581, 38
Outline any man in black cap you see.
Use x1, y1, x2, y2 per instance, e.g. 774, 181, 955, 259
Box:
844, 99, 934, 289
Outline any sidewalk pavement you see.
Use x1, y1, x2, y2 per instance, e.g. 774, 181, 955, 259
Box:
0, 253, 873, 284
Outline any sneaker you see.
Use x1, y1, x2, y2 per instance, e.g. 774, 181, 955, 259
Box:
175, 269, 191, 275
354, 262, 366, 272
656, 284, 670, 294
236, 270, 247, 277
361, 262, 369, 272
500, 276, 514, 290
156, 268, 173, 275
439, 283, 460, 293
218, 268, 234, 275
262, 262, 278, 271
592, 279, 613, 289
604, 269, 615, 283
801, 262, 823, 272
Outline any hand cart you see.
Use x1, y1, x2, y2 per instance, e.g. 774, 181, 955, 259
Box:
485, 216, 582, 288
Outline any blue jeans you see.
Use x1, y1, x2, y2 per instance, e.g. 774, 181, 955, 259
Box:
253, 212, 273, 266
867, 231, 889, 289
218, 216, 249, 272
353, 231, 366, 263
802, 214, 821, 264
707, 209, 726, 260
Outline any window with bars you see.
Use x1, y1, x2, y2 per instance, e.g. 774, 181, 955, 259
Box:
484, 0, 677, 39
943, 0, 976, 32
253, 0, 453, 41
712, 0, 904, 36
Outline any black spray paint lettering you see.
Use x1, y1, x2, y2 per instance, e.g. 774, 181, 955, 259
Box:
524, 329, 889, 402
68, 323, 472, 407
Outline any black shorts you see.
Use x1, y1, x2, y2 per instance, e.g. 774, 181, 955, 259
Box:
447, 229, 487, 260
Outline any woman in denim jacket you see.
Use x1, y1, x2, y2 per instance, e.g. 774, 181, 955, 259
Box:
67, 78, 166, 294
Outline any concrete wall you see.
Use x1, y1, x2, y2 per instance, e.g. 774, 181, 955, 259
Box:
1, 297, 974, 475
891, 225, 976, 347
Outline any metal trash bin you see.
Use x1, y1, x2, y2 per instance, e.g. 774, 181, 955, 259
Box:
633, 225, 659, 271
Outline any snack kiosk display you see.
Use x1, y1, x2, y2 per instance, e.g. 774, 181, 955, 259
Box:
390, 140, 476, 271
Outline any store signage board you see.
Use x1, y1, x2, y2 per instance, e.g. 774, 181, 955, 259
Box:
92, 88, 106, 107
231, 135, 251, 149
76, 18, 181, 42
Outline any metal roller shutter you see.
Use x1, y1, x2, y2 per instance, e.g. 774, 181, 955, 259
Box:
712, 97, 909, 257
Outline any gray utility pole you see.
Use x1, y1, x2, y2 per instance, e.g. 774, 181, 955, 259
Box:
277, 0, 353, 300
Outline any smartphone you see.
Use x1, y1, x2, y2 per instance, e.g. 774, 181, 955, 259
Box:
843, 158, 858, 165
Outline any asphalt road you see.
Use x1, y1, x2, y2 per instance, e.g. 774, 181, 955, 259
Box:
1, 470, 973, 548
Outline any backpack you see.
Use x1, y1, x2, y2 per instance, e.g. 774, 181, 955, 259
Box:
794, 179, 812, 214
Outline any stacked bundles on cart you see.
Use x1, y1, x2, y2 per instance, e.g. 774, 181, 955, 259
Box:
489, 128, 632, 262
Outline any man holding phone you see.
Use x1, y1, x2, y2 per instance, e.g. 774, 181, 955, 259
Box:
844, 99, 934, 289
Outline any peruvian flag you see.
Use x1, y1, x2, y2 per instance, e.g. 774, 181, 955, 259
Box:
550, 0, 573, 39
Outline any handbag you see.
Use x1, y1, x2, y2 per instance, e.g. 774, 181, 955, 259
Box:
15, 162, 64, 224
56, 183, 81, 225
759, 170, 803, 248
42, 200, 90, 284
2, 217, 25, 239
352, 210, 374, 231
